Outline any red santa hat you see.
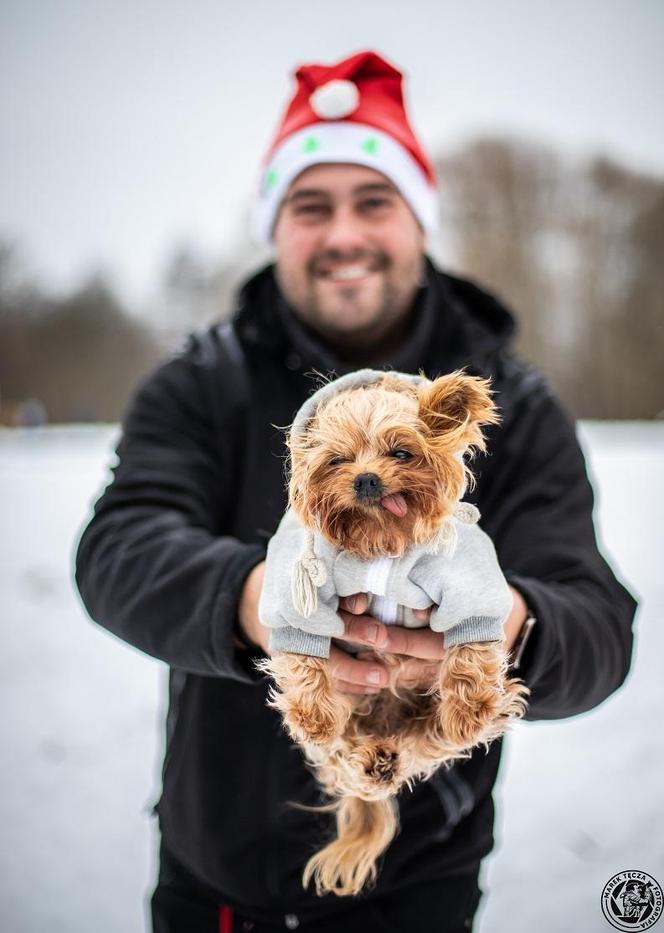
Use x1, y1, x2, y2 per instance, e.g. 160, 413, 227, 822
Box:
253, 50, 438, 244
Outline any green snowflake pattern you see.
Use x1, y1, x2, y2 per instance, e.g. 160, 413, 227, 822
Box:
302, 135, 320, 153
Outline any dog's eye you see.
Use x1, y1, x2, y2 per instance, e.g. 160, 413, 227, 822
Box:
389, 449, 413, 461
329, 456, 348, 466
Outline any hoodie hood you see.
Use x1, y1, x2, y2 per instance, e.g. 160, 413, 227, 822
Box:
290, 368, 428, 444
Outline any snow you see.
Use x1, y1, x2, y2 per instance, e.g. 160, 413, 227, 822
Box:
1, 422, 662, 933
479, 421, 664, 932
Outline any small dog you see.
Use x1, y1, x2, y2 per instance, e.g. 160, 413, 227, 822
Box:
258, 369, 528, 897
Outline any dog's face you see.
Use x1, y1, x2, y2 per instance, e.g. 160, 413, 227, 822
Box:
288, 371, 498, 558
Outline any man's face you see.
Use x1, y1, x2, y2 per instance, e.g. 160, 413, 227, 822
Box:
272, 163, 426, 349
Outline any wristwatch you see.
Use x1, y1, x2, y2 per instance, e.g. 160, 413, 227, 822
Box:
508, 614, 537, 672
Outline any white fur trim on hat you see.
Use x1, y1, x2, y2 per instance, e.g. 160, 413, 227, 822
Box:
252, 122, 438, 245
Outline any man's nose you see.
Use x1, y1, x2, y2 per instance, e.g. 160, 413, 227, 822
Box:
322, 206, 367, 253
353, 473, 383, 500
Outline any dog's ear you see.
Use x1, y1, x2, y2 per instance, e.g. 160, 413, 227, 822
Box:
418, 371, 499, 451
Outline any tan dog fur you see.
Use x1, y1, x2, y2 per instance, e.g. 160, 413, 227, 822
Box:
258, 372, 528, 896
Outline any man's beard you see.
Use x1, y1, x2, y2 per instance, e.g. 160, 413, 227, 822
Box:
303, 249, 406, 346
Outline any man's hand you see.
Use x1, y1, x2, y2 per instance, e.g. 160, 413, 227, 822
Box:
237, 561, 270, 653
237, 568, 441, 692
333, 587, 529, 696
334, 594, 443, 695
238, 563, 528, 695
504, 587, 529, 651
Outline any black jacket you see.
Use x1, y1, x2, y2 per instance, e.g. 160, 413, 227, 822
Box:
75, 260, 637, 922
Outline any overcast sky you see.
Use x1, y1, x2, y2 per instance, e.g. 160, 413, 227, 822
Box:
2, 0, 663, 308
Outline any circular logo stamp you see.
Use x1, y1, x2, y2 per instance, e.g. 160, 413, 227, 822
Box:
602, 871, 663, 930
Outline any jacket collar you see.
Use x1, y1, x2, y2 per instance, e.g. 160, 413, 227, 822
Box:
232, 257, 516, 378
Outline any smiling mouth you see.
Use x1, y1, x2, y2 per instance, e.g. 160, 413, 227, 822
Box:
316, 264, 377, 283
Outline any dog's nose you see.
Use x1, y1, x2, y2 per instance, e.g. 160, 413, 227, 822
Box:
353, 472, 383, 500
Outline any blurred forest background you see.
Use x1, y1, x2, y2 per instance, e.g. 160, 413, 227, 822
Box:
1, 134, 663, 425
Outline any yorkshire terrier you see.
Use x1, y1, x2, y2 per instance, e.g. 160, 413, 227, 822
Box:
257, 369, 529, 897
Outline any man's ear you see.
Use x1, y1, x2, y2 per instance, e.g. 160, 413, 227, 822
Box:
418, 371, 500, 451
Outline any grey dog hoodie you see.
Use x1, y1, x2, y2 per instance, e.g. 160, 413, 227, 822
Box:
258, 370, 512, 658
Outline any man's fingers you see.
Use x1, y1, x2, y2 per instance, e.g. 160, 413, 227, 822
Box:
412, 607, 432, 622
396, 660, 440, 688
338, 611, 445, 661
356, 652, 440, 689
384, 625, 445, 660
334, 680, 382, 696
338, 593, 369, 614
338, 610, 391, 649
328, 645, 387, 689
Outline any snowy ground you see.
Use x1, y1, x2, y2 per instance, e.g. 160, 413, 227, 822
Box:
0, 422, 662, 933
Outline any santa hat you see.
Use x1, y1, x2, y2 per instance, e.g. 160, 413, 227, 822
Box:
252, 50, 438, 245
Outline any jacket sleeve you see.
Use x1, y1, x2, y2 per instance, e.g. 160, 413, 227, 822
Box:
74, 338, 266, 683
481, 371, 638, 720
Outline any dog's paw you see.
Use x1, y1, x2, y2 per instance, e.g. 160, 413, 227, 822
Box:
285, 704, 341, 746
279, 686, 352, 746
366, 745, 399, 784
436, 642, 529, 750
437, 674, 529, 749
262, 654, 353, 746
335, 737, 404, 799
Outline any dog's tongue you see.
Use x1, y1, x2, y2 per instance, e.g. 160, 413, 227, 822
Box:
380, 493, 408, 518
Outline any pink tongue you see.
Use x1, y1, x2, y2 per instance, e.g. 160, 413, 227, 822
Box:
380, 493, 408, 518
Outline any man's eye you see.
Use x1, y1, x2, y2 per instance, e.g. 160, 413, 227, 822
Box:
294, 204, 328, 216
360, 198, 391, 211
389, 449, 413, 461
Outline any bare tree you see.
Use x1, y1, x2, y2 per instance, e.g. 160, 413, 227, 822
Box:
0, 247, 161, 424
435, 139, 664, 417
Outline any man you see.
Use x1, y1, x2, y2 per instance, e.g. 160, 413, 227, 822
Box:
75, 51, 636, 933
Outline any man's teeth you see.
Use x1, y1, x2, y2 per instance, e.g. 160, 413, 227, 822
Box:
325, 265, 371, 280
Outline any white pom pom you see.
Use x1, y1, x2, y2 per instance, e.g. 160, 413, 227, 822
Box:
454, 503, 480, 525
310, 80, 359, 120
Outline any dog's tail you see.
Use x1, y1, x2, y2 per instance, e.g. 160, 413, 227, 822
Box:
302, 796, 399, 897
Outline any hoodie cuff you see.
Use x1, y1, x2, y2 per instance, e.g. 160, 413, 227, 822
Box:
269, 626, 332, 658
443, 616, 504, 647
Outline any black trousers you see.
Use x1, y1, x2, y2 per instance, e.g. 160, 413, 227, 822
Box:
151, 847, 483, 933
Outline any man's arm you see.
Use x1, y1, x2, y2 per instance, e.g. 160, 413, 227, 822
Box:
74, 340, 265, 682
481, 373, 637, 720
